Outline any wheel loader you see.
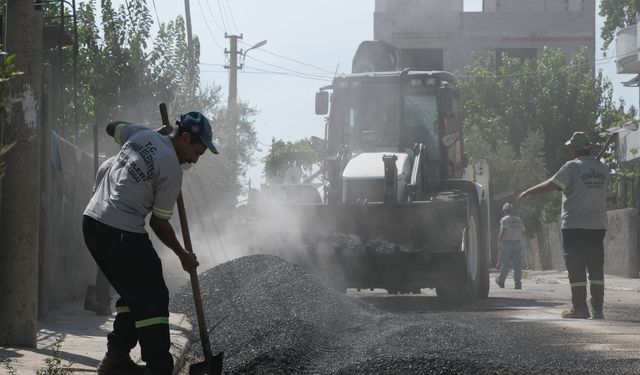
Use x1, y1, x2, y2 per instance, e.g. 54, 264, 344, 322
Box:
259, 41, 492, 303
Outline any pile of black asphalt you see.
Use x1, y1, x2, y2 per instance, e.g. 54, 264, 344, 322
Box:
170, 254, 638, 375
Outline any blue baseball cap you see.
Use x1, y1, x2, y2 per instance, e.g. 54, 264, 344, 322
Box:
176, 112, 219, 154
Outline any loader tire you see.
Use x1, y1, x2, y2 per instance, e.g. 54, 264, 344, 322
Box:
436, 195, 481, 304
476, 201, 490, 299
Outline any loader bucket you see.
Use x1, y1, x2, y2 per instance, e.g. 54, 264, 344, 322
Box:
291, 197, 469, 291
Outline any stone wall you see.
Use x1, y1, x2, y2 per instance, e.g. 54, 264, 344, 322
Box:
521, 208, 638, 278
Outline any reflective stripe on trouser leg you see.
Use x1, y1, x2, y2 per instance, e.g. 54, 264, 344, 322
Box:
137, 318, 173, 375
115, 306, 131, 313
108, 298, 137, 354
135, 316, 169, 329
570, 282, 588, 288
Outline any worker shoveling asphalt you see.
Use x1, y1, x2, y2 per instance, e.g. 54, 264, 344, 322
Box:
82, 103, 218, 375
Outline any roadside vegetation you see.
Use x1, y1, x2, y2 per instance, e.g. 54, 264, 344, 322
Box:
458, 47, 633, 232
41, 0, 257, 208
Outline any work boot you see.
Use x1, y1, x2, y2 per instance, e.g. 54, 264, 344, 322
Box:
495, 278, 504, 288
590, 298, 604, 319
561, 307, 590, 319
97, 352, 145, 375
514, 282, 522, 290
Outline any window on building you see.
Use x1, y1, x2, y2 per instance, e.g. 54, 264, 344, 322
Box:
401, 49, 444, 71
463, 0, 482, 12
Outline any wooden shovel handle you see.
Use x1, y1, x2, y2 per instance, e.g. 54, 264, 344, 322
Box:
159, 103, 215, 361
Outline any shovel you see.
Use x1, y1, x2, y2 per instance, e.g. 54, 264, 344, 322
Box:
159, 103, 224, 375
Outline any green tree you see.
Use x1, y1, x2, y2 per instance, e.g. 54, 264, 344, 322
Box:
44, 0, 257, 208
262, 138, 322, 184
458, 48, 631, 229
600, 0, 637, 52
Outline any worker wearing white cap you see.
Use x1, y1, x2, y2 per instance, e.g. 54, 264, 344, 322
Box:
495, 202, 524, 289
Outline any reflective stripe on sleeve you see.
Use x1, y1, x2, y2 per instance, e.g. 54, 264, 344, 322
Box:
135, 316, 169, 328
152, 207, 173, 220
549, 178, 566, 191
114, 123, 126, 146
570, 281, 588, 288
115, 306, 131, 314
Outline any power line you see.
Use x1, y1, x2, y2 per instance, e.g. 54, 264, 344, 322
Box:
150, 0, 161, 26
239, 40, 335, 75
200, 68, 332, 82
194, 0, 225, 50
224, 0, 240, 34
201, 62, 227, 67
242, 65, 332, 82
216, 0, 229, 32
244, 54, 333, 79
203, 0, 226, 34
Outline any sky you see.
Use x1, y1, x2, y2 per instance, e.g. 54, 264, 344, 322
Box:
113, 0, 638, 187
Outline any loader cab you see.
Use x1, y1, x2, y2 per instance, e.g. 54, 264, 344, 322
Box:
318, 71, 462, 188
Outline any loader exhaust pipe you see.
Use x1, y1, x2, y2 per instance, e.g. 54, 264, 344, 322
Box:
383, 154, 398, 204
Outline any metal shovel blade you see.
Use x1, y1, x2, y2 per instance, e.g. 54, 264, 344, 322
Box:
188, 351, 224, 375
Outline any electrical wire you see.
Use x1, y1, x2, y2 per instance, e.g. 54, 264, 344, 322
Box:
244, 55, 333, 79
218, 0, 235, 34
216, 0, 229, 33
203, 0, 227, 34
201, 62, 227, 67
224, 0, 241, 34
150, 0, 161, 26
242, 65, 332, 82
195, 0, 225, 51
239, 40, 335, 75
203, 48, 626, 83
200, 68, 332, 82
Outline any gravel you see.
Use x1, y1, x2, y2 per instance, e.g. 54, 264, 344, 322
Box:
171, 255, 640, 375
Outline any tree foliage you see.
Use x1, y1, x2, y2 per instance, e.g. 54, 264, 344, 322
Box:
42, 0, 257, 208
458, 48, 632, 229
599, 0, 637, 52
262, 138, 322, 184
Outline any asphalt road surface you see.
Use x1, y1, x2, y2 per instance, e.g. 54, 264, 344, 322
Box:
173, 256, 640, 375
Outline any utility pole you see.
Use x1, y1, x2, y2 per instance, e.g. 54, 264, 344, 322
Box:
225, 33, 242, 207
0, 0, 43, 347
225, 34, 242, 112
184, 0, 195, 96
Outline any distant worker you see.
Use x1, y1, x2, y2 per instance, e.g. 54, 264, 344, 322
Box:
518, 132, 608, 319
82, 113, 218, 375
495, 202, 524, 290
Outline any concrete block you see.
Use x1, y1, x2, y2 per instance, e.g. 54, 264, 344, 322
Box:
604, 208, 638, 278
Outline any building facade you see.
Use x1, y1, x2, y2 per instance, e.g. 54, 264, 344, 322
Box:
373, 0, 596, 73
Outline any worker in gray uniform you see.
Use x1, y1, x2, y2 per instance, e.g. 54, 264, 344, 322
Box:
83, 113, 218, 374
518, 132, 609, 319
495, 202, 524, 289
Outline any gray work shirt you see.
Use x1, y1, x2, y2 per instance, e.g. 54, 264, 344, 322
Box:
92, 155, 116, 193
84, 124, 182, 233
549, 156, 609, 230
500, 215, 523, 241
